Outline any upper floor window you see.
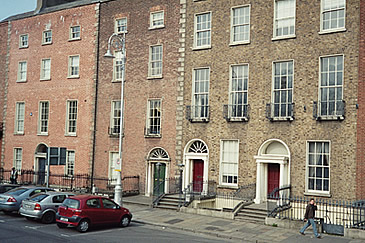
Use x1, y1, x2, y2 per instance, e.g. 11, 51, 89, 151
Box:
231, 5, 250, 44
15, 102, 25, 134
150, 11, 164, 29
40, 58, 51, 80
17, 61, 27, 82
38, 101, 49, 135
307, 141, 330, 194
317, 55, 344, 119
19, 34, 28, 48
146, 99, 161, 136
148, 45, 163, 78
274, 0, 296, 39
42, 30, 52, 44
115, 18, 127, 33
110, 100, 121, 135
321, 0, 345, 32
70, 26, 81, 40
66, 100, 77, 135
66, 150, 75, 176
194, 12, 211, 49
113, 51, 123, 82
192, 68, 210, 120
68, 55, 79, 78
220, 140, 239, 186
14, 148, 23, 171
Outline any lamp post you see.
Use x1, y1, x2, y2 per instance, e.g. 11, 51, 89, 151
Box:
178, 163, 185, 208
104, 32, 126, 206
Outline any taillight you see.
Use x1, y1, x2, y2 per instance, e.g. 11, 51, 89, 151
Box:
73, 209, 82, 216
34, 203, 41, 211
7, 197, 17, 203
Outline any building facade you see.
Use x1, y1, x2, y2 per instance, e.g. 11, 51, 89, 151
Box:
1, 0, 99, 182
95, 0, 180, 195
178, 0, 361, 201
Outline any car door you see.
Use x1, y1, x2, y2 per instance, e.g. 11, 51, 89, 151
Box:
85, 198, 103, 224
101, 198, 121, 224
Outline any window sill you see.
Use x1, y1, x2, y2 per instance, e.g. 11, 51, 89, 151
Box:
67, 76, 80, 79
115, 31, 128, 35
316, 115, 344, 121
144, 134, 161, 138
217, 184, 238, 189
16, 80, 27, 83
149, 25, 165, 30
42, 42, 52, 46
270, 116, 294, 121
272, 34, 296, 41
304, 191, 331, 198
319, 28, 346, 35
189, 118, 209, 123
19, 46, 29, 49
14, 132, 24, 135
65, 134, 77, 137
226, 117, 249, 122
192, 45, 211, 51
40, 78, 51, 81
229, 41, 250, 46
68, 38, 81, 42
112, 79, 122, 83
147, 75, 163, 80
37, 133, 49, 136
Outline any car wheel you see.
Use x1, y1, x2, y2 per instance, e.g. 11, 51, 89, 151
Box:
76, 219, 90, 233
41, 211, 55, 224
57, 222, 67, 228
120, 215, 131, 227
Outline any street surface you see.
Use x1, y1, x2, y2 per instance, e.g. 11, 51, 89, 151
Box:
0, 212, 233, 243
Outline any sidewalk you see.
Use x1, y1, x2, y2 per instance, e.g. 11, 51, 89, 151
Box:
122, 195, 364, 243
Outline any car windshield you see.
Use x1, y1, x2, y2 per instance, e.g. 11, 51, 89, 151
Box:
29, 194, 49, 202
63, 199, 79, 209
7, 188, 28, 196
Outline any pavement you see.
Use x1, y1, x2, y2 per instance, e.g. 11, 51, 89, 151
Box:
122, 195, 365, 243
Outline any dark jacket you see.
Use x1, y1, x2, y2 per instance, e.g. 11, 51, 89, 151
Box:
304, 203, 317, 219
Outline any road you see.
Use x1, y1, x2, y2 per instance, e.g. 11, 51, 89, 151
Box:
0, 212, 234, 243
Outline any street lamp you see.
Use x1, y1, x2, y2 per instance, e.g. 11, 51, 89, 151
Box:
178, 163, 185, 208
104, 32, 126, 206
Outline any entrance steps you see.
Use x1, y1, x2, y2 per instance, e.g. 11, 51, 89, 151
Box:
155, 193, 184, 210
235, 203, 267, 224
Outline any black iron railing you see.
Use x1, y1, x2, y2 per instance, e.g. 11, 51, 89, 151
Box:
266, 103, 294, 121
223, 104, 250, 121
186, 105, 210, 122
313, 100, 345, 120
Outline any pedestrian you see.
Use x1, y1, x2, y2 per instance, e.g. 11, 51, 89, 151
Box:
10, 167, 18, 184
299, 198, 321, 238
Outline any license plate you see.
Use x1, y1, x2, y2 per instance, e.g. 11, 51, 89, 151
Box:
60, 217, 69, 222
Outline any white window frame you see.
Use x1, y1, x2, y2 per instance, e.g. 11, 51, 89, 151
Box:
271, 60, 294, 119
65, 150, 75, 176
17, 61, 27, 82
42, 30, 52, 45
194, 12, 211, 49
40, 58, 51, 80
69, 25, 81, 40
38, 101, 49, 135
150, 11, 165, 29
148, 45, 163, 78
19, 34, 28, 48
318, 54, 344, 118
230, 5, 250, 45
228, 64, 249, 120
13, 148, 23, 171
306, 140, 330, 195
109, 152, 119, 184
146, 99, 162, 136
113, 51, 124, 82
273, 0, 296, 40
192, 67, 210, 120
115, 17, 127, 34
320, 0, 346, 34
68, 55, 80, 78
15, 102, 25, 134
110, 100, 121, 135
219, 139, 239, 187
66, 100, 78, 136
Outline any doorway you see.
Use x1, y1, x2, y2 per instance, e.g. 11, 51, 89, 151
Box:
268, 163, 280, 196
38, 158, 46, 185
153, 163, 166, 196
193, 159, 204, 192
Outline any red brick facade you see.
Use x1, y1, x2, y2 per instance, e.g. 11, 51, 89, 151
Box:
2, 3, 98, 175
94, 0, 180, 194
0, 22, 8, 163
357, 0, 365, 199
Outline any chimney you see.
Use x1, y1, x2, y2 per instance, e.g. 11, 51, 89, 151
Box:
34, 0, 47, 14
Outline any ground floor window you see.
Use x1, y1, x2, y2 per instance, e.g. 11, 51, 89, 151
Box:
66, 151, 75, 176
13, 148, 23, 171
109, 152, 119, 184
307, 141, 330, 193
220, 140, 239, 185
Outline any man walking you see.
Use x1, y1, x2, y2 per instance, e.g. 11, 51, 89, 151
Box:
300, 198, 321, 238
10, 167, 18, 184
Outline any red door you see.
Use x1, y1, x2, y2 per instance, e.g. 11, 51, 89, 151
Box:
193, 160, 204, 192
268, 164, 280, 197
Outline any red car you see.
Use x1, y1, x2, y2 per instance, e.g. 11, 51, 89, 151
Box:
56, 195, 132, 233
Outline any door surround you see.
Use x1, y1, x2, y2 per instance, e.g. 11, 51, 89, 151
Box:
254, 139, 290, 204
145, 147, 170, 196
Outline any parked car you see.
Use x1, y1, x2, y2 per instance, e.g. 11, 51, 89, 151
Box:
56, 195, 132, 232
19, 191, 75, 223
0, 186, 54, 214
0, 184, 20, 194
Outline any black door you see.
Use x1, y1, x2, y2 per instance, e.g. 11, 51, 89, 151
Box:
38, 158, 46, 185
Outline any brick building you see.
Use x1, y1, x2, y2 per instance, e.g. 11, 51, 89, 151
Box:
1, 0, 99, 182
94, 0, 180, 195
177, 0, 361, 201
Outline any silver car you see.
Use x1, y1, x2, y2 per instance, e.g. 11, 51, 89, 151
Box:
19, 191, 74, 224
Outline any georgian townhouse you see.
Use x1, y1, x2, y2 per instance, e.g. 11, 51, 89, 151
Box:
94, 0, 180, 195
1, 0, 99, 182
178, 0, 362, 201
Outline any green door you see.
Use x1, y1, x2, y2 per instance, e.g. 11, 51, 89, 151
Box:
153, 163, 166, 196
